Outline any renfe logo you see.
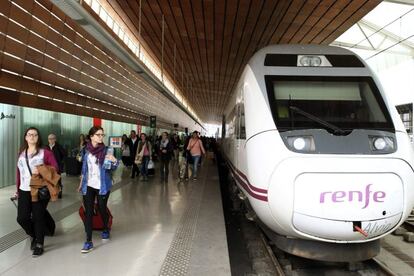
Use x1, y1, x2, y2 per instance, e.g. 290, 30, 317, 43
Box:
319, 184, 386, 209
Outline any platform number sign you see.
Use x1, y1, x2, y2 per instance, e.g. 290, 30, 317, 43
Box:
150, 116, 156, 128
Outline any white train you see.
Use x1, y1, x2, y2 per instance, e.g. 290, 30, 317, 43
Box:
221, 45, 414, 262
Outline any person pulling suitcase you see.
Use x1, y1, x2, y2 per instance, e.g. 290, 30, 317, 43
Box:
77, 126, 118, 253
15, 127, 60, 257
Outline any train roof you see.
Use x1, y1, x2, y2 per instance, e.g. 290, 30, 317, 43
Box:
255, 44, 355, 56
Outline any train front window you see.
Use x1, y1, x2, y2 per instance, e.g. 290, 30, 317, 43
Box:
265, 76, 394, 132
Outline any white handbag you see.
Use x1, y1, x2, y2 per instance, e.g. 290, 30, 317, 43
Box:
147, 160, 154, 169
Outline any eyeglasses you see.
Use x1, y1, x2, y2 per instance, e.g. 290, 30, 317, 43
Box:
95, 133, 105, 137
26, 134, 38, 138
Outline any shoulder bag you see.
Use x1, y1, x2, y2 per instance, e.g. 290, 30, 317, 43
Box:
25, 150, 50, 201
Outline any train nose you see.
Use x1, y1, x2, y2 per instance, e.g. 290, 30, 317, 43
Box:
292, 173, 403, 241
267, 157, 411, 242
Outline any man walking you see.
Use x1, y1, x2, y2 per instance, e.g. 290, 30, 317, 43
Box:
129, 130, 140, 178
46, 133, 66, 198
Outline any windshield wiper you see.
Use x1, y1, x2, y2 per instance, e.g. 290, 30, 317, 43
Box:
289, 106, 347, 135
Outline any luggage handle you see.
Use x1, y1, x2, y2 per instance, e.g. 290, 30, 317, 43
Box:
10, 196, 18, 208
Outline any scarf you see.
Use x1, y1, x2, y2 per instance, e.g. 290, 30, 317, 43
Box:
86, 142, 106, 165
161, 139, 169, 149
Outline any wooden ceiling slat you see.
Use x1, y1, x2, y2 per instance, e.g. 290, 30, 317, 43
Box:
221, 0, 264, 111
213, 0, 226, 116
168, 0, 203, 97
299, 0, 351, 44
110, 0, 380, 122
162, 0, 196, 101
192, 0, 210, 111
310, 0, 371, 44
261, 0, 292, 46
290, 1, 337, 44
217, 0, 238, 105
157, 0, 191, 95
203, 0, 215, 116
269, 0, 307, 45
220, 0, 253, 112
279, 0, 321, 44
13, 0, 34, 14
320, 0, 381, 44
1, 55, 25, 80
180, 0, 205, 105
146, 0, 179, 86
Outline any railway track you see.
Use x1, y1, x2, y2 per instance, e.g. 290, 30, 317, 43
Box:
403, 209, 414, 232
259, 230, 397, 276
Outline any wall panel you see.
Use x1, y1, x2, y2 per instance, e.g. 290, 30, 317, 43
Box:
0, 0, 196, 130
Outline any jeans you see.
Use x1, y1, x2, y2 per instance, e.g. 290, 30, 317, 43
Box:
160, 158, 170, 179
192, 155, 201, 178
140, 156, 150, 176
83, 186, 110, 242
17, 190, 49, 245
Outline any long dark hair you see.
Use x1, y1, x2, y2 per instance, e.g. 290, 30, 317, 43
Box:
19, 127, 43, 156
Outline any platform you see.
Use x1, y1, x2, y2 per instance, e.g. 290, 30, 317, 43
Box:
0, 159, 230, 276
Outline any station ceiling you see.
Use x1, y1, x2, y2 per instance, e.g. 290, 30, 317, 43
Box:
108, 0, 381, 123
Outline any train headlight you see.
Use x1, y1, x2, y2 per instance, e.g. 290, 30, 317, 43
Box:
293, 137, 306, 150
287, 136, 316, 152
299, 55, 322, 67
370, 136, 395, 152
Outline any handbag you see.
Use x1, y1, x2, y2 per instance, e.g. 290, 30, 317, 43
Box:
25, 150, 50, 201
135, 154, 143, 165
38, 186, 51, 201
147, 160, 154, 169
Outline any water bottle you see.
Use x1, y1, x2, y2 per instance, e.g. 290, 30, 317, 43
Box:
103, 147, 114, 169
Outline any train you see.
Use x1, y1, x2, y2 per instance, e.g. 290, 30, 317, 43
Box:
221, 44, 414, 262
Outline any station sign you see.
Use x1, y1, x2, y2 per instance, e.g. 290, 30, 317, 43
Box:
150, 116, 156, 128
109, 136, 122, 148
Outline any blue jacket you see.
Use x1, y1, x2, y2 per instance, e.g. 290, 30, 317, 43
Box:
80, 147, 119, 195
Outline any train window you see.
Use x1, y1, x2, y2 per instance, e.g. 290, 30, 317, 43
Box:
237, 104, 246, 139
265, 76, 394, 132
226, 106, 237, 138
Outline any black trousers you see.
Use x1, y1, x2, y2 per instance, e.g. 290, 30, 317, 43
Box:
131, 159, 140, 177
160, 159, 170, 179
83, 186, 110, 242
17, 190, 49, 245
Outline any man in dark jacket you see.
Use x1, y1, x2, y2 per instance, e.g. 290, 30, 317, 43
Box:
129, 130, 140, 178
47, 133, 66, 198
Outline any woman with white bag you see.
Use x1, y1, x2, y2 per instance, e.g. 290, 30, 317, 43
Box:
121, 134, 131, 167
158, 132, 173, 182
135, 133, 152, 181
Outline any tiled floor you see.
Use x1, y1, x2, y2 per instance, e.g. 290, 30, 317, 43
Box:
0, 159, 230, 276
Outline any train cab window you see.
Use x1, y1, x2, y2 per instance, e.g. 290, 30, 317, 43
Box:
265, 76, 394, 132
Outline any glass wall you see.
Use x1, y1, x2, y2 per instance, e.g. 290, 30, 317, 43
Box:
332, 1, 414, 106
0, 103, 137, 188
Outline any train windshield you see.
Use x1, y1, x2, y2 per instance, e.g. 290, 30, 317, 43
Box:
265, 76, 394, 133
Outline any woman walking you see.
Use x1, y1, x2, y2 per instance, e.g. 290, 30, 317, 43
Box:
16, 127, 59, 257
159, 132, 173, 182
135, 133, 152, 181
121, 134, 131, 167
186, 131, 205, 180
78, 126, 118, 253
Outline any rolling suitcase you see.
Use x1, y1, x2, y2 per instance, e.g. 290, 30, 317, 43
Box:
65, 157, 81, 176
79, 204, 113, 230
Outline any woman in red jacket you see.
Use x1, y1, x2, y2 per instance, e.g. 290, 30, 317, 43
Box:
16, 127, 58, 257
